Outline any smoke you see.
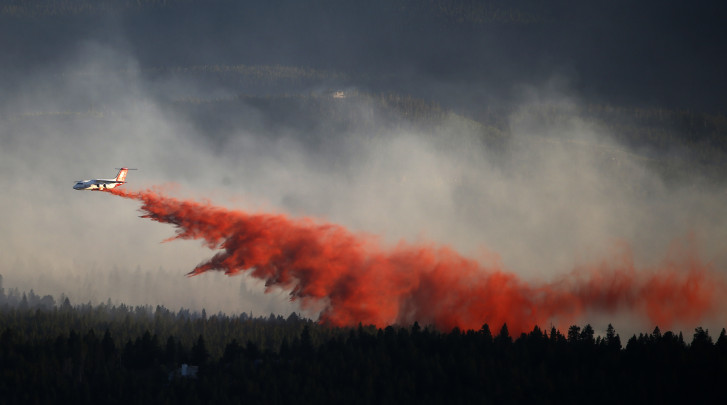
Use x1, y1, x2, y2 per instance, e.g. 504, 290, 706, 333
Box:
106, 187, 725, 334
1, 40, 725, 335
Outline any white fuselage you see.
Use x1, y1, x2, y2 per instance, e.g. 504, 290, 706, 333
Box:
73, 179, 123, 190
73, 168, 132, 190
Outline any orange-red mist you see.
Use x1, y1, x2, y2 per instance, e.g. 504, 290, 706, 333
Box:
109, 188, 723, 334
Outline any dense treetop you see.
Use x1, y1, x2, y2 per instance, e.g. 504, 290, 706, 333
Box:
1, 281, 726, 403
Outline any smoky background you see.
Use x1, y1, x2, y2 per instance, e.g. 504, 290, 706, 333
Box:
0, 1, 725, 335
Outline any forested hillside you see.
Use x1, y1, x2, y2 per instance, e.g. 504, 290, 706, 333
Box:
2, 0, 726, 111
2, 0, 725, 182
2, 1, 726, 402
1, 283, 727, 404
8, 85, 725, 184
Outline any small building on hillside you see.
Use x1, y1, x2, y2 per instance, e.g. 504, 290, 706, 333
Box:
169, 363, 199, 380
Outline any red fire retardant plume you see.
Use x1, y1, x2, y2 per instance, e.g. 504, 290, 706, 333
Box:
108, 188, 724, 334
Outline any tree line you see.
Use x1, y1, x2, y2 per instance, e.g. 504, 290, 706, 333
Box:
1, 281, 726, 403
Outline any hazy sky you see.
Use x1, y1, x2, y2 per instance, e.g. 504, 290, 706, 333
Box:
1, 2, 725, 334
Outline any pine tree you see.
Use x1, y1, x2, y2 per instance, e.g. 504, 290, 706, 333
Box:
191, 335, 209, 366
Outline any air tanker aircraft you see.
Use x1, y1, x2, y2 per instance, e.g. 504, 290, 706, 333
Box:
73, 168, 136, 190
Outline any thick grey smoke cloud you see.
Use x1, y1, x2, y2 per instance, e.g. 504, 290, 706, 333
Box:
0, 43, 296, 315
1, 43, 725, 333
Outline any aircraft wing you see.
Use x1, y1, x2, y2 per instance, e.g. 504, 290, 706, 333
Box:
94, 179, 124, 184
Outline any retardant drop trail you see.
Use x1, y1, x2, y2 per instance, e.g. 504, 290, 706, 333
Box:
108, 187, 724, 334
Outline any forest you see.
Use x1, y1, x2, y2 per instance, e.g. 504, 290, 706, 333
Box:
1, 281, 726, 404
2, 1, 727, 403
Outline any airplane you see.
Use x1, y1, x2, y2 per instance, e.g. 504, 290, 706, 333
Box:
73, 168, 136, 190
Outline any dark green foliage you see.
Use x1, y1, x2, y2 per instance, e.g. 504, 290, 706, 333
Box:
1, 293, 726, 404
604, 323, 621, 350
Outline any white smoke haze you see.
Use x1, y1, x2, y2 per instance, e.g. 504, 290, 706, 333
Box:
1, 43, 725, 333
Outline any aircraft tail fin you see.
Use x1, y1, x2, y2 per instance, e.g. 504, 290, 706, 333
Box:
114, 167, 137, 182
